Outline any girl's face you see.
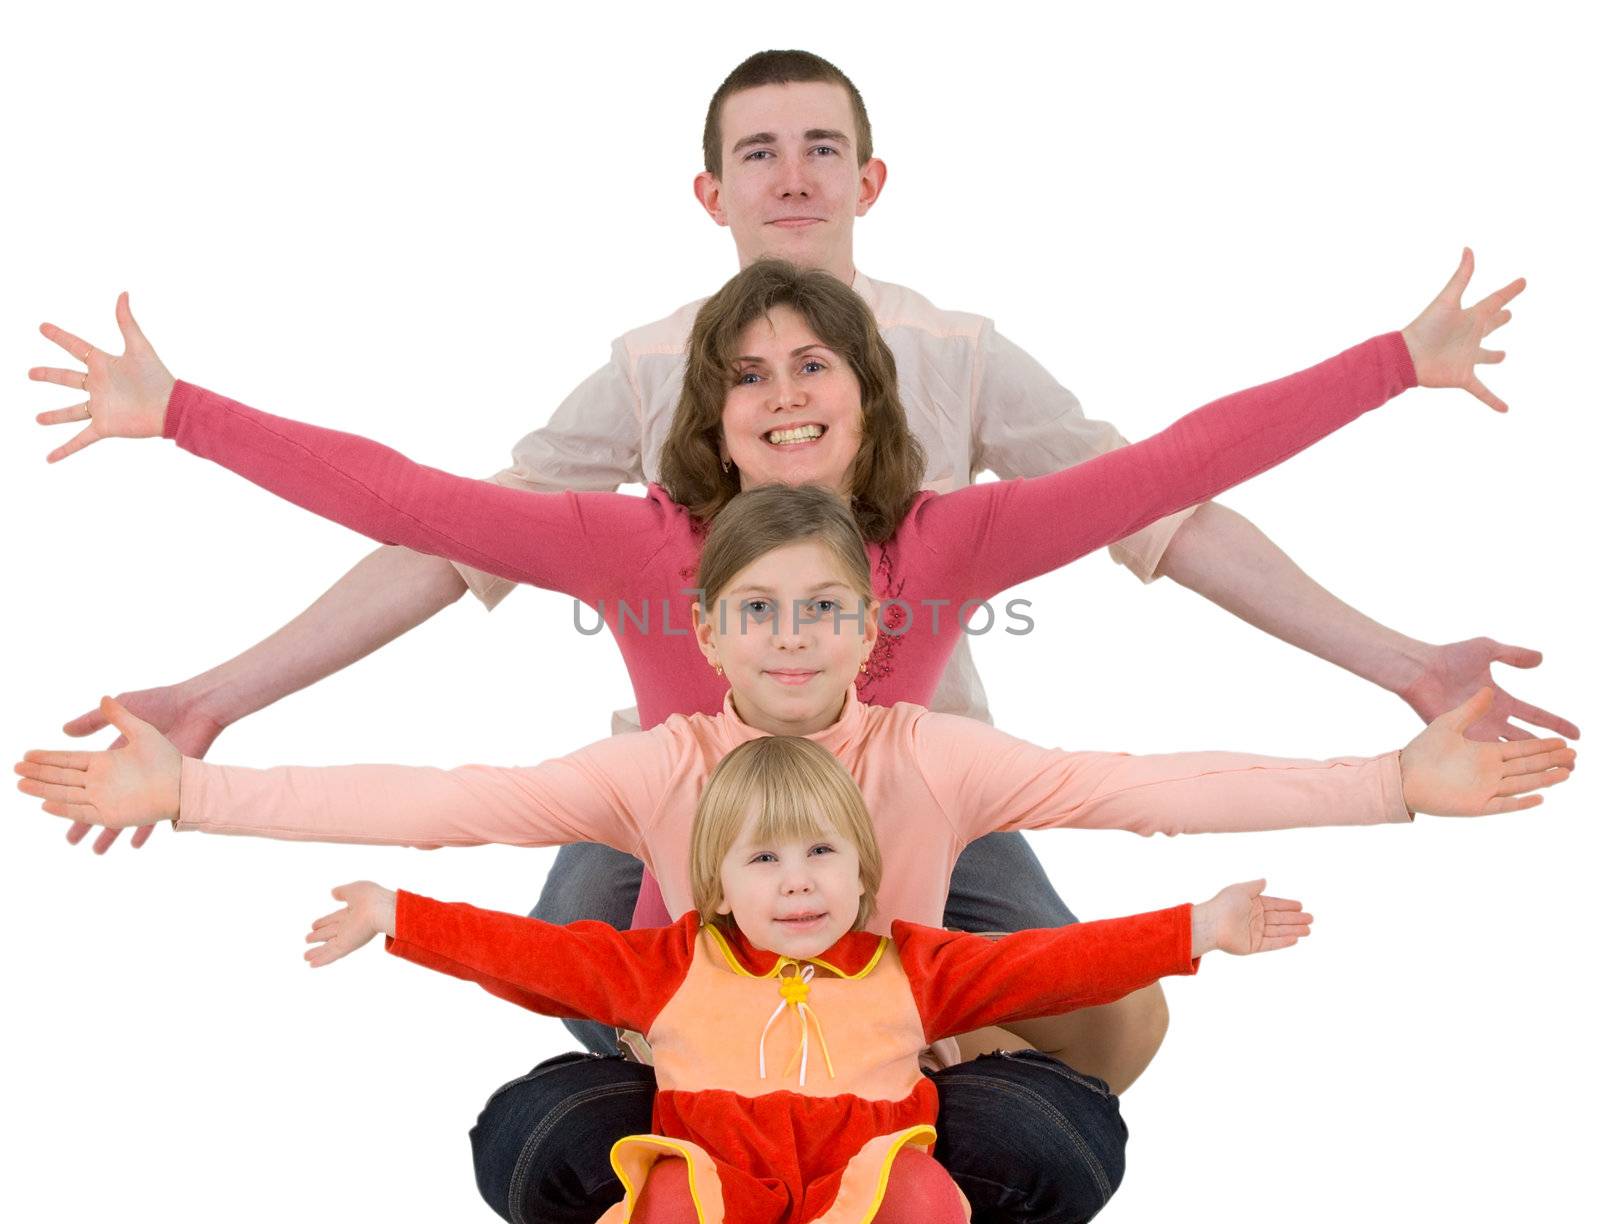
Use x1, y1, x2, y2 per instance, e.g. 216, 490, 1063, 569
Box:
718, 305, 865, 496
717, 813, 864, 960
694, 539, 878, 738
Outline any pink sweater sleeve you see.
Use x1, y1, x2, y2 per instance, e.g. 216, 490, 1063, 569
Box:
906, 711, 1411, 843
173, 725, 677, 854
900, 333, 1417, 599
161, 381, 676, 602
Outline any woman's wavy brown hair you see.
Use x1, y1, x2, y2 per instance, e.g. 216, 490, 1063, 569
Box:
659, 260, 926, 543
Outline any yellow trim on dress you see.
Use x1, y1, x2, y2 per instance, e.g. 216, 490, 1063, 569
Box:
609, 1135, 710, 1224
861, 1125, 939, 1224
703, 923, 888, 981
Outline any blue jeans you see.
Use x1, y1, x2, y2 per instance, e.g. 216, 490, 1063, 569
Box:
530, 833, 1079, 1053
471, 1049, 1125, 1224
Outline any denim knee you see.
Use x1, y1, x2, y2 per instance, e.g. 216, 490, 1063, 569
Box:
944, 832, 1078, 933
932, 1049, 1127, 1224
530, 844, 646, 1053
471, 1052, 656, 1224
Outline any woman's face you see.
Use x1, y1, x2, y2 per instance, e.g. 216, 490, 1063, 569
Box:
694, 539, 877, 738
719, 304, 865, 496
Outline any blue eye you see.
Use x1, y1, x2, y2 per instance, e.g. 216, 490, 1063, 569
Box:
736, 370, 762, 385
812, 146, 839, 157
745, 149, 774, 161
750, 851, 778, 864
800, 359, 825, 374
741, 598, 774, 621
809, 843, 836, 857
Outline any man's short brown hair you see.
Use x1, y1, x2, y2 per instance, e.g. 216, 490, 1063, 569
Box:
702, 50, 873, 177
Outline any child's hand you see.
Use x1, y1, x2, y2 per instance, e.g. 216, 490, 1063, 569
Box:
305, 882, 398, 968
15, 697, 181, 827
1400, 689, 1575, 816
1399, 248, 1524, 412
30, 293, 177, 462
1192, 880, 1311, 956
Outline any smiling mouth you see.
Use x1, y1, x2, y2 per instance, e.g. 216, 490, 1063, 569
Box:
766, 669, 819, 687
765, 424, 826, 446
776, 912, 827, 927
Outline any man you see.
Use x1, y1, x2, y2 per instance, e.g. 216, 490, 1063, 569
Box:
62, 49, 1571, 1224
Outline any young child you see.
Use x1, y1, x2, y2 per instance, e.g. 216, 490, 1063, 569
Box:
305, 735, 1311, 1224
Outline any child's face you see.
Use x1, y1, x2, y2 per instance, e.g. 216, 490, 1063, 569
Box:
694, 539, 878, 738
717, 814, 865, 960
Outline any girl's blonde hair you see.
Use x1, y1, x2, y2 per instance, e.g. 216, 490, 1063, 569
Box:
690, 736, 883, 933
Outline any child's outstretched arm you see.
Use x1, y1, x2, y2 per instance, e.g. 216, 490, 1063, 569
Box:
899, 879, 1309, 1043
1190, 880, 1311, 956
305, 882, 397, 968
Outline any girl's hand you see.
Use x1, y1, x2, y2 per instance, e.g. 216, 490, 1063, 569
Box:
1400, 688, 1576, 816
1192, 880, 1312, 956
30, 292, 176, 462
57, 683, 230, 854
305, 882, 398, 968
14, 697, 181, 827
1400, 248, 1524, 412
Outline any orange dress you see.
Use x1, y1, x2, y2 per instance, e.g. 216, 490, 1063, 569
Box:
387, 894, 1196, 1223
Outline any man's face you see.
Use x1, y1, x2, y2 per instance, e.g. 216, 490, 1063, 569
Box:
695, 82, 887, 281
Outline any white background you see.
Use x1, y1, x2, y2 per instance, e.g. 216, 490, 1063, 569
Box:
2, 2, 1594, 1221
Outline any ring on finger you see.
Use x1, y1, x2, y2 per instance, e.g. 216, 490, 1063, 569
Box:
80, 373, 88, 390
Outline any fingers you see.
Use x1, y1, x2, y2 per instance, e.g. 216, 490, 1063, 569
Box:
1257, 935, 1307, 952
1496, 766, 1572, 798
1501, 745, 1575, 777
1474, 276, 1527, 316
28, 365, 91, 389
63, 707, 109, 737
1441, 687, 1496, 733
116, 292, 151, 352
1465, 374, 1509, 413
1493, 643, 1543, 669
15, 761, 86, 787
42, 798, 100, 821
1507, 701, 1581, 740
17, 777, 92, 804
1501, 736, 1571, 762
1436, 246, 1474, 307
65, 820, 93, 845
36, 402, 92, 427
130, 824, 155, 850
38, 321, 96, 361
92, 827, 124, 854
1259, 896, 1305, 914
21, 750, 92, 769
99, 695, 152, 740
47, 423, 102, 464
1477, 349, 1506, 365
1483, 793, 1543, 815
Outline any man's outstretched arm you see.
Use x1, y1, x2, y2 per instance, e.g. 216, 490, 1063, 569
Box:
61, 544, 468, 851
1152, 501, 1578, 741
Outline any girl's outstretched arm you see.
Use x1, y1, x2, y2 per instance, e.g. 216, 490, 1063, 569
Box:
15, 698, 180, 828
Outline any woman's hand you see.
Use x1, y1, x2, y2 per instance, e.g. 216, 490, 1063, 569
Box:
1400, 689, 1575, 816
1400, 248, 1524, 412
305, 882, 399, 968
1192, 880, 1312, 956
30, 292, 176, 462
14, 697, 181, 827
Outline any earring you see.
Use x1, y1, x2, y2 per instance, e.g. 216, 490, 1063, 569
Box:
721, 457, 732, 474
859, 660, 869, 674
713, 662, 724, 676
